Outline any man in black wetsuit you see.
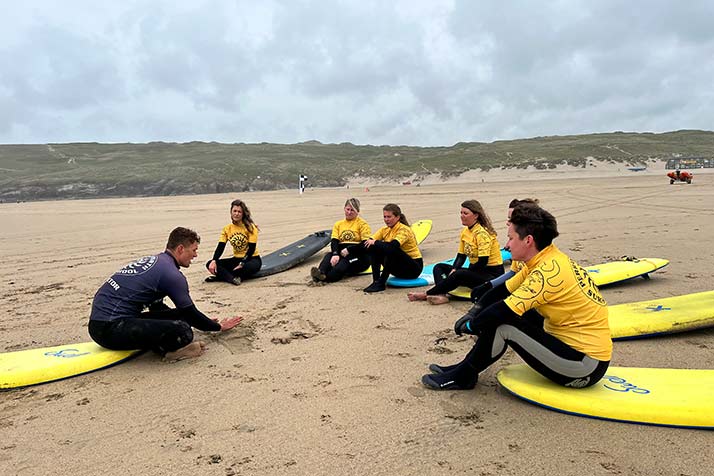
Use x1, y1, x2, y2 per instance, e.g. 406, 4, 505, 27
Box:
88, 227, 241, 360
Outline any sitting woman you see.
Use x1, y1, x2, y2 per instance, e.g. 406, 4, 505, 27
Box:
205, 199, 262, 285
363, 203, 423, 293
311, 198, 371, 283
408, 200, 504, 305
422, 203, 611, 391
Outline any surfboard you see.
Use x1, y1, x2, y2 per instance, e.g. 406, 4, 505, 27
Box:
254, 230, 331, 278
0, 342, 141, 389
586, 257, 669, 287
361, 220, 433, 275
387, 248, 512, 288
609, 290, 714, 340
497, 364, 714, 429
448, 256, 669, 300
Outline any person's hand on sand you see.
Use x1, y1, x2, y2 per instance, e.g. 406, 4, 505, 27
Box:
207, 260, 218, 274
217, 316, 243, 331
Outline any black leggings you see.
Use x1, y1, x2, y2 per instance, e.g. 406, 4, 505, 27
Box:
206, 256, 262, 282
460, 302, 609, 387
367, 241, 423, 282
89, 307, 194, 355
317, 252, 370, 282
427, 263, 504, 296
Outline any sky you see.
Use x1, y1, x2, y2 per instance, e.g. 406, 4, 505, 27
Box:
2, 0, 713, 146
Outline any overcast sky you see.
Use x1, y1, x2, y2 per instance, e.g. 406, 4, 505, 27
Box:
2, 1, 713, 146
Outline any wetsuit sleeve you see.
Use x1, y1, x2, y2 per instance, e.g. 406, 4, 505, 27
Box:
330, 238, 341, 254
244, 242, 256, 260
344, 241, 367, 256
179, 304, 221, 331
212, 242, 227, 261
478, 282, 510, 308
468, 256, 489, 271
465, 300, 517, 334
490, 270, 516, 287
452, 253, 467, 270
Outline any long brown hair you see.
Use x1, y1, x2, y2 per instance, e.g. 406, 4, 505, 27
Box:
461, 200, 496, 235
230, 199, 258, 233
383, 203, 409, 226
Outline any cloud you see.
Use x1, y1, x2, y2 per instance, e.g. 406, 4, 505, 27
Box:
2, 0, 714, 145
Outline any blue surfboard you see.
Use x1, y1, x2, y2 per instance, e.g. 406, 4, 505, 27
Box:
387, 249, 512, 288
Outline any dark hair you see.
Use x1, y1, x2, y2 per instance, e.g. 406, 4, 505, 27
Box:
230, 199, 257, 233
383, 203, 409, 226
508, 198, 540, 209
166, 227, 200, 250
509, 204, 558, 250
461, 200, 496, 234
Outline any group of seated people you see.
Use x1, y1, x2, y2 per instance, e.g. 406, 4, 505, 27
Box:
88, 196, 611, 391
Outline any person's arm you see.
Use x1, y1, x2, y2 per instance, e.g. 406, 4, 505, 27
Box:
211, 242, 226, 261
470, 270, 516, 302
329, 238, 341, 255
456, 282, 510, 333
468, 255, 489, 271
243, 242, 256, 260
178, 304, 241, 332
452, 253, 467, 270
455, 301, 514, 335
177, 304, 221, 331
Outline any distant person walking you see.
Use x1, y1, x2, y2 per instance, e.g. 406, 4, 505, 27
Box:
89, 227, 241, 360
205, 199, 262, 285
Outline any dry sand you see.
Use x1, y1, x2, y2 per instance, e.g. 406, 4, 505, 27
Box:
1, 165, 713, 476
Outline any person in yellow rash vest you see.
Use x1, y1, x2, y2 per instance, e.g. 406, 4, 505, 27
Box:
423, 203, 611, 391
363, 203, 423, 293
205, 199, 261, 285
408, 200, 503, 305
311, 198, 371, 283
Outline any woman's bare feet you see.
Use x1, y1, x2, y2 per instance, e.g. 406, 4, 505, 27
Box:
427, 294, 450, 305
164, 341, 207, 361
407, 292, 428, 302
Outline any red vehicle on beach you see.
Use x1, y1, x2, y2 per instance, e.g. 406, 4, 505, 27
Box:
667, 170, 692, 184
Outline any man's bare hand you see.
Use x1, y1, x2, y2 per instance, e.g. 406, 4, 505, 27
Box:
219, 316, 243, 331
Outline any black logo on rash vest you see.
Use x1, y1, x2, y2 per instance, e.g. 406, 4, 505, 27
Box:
571, 259, 606, 306
228, 232, 248, 253
117, 255, 157, 276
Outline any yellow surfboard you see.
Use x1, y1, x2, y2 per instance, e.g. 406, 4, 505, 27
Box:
497, 364, 714, 429
586, 257, 669, 287
609, 290, 714, 340
361, 219, 433, 274
0, 342, 141, 389
448, 257, 669, 300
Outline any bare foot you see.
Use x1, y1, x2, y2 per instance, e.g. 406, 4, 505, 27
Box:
427, 294, 450, 305
407, 292, 428, 302
164, 341, 206, 361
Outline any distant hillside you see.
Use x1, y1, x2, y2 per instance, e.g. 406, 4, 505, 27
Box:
1, 130, 712, 201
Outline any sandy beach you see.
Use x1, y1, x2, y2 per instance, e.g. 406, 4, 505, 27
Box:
1, 166, 713, 476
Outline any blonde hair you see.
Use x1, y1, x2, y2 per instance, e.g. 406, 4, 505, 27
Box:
344, 198, 361, 212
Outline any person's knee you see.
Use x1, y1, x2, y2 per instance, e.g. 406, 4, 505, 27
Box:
160, 322, 194, 353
